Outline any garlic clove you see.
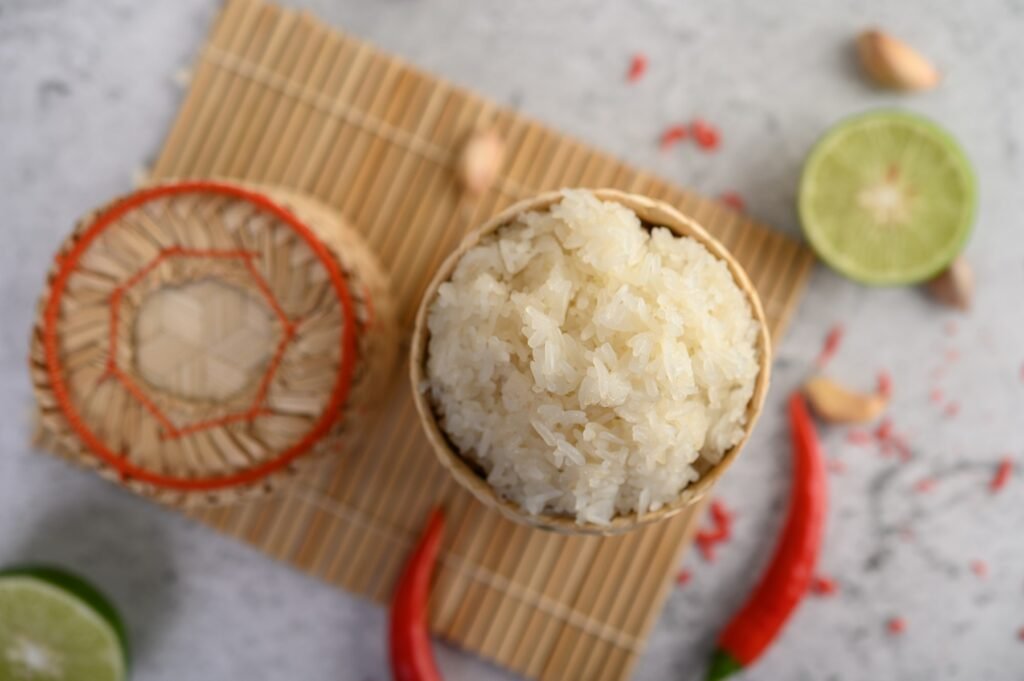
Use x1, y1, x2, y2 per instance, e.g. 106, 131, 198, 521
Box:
856, 29, 940, 92
457, 128, 506, 195
804, 376, 888, 424
927, 256, 973, 311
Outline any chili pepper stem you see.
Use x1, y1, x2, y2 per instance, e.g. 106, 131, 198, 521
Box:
705, 649, 743, 680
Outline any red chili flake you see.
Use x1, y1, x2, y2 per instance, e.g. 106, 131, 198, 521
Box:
691, 119, 721, 151
719, 191, 745, 212
659, 124, 688, 150
970, 560, 988, 578
875, 418, 893, 442
827, 458, 847, 474
695, 499, 734, 562
696, 525, 728, 543
1018, 627, 1024, 642
929, 388, 944, 404
991, 457, 1014, 493
913, 478, 936, 493
817, 324, 845, 368
943, 401, 960, 418
627, 53, 648, 83
710, 499, 733, 526
945, 349, 960, 363
877, 370, 893, 399
696, 539, 717, 562
846, 429, 872, 445
810, 575, 838, 596
887, 617, 907, 635
891, 436, 912, 461
676, 569, 692, 586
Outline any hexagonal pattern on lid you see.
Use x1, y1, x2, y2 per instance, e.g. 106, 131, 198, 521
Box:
30, 181, 397, 506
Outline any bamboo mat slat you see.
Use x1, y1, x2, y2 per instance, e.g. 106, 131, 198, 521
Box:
140, 0, 817, 678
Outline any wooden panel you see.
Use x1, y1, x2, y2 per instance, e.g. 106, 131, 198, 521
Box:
141, 1, 818, 679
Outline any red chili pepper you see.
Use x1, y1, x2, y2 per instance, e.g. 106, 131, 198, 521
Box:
390, 507, 445, 681
676, 569, 692, 586
705, 393, 827, 680
627, 53, 648, 82
970, 560, 988, 578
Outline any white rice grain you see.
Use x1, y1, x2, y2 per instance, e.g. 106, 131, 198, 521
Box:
425, 190, 759, 525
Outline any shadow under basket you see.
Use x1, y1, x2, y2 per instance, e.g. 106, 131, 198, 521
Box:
410, 189, 772, 535
30, 180, 398, 508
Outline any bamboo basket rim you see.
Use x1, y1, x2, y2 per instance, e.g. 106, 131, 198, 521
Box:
410, 189, 772, 535
33, 179, 361, 493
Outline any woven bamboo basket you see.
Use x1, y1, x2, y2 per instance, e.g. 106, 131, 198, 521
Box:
30, 180, 397, 507
411, 189, 771, 535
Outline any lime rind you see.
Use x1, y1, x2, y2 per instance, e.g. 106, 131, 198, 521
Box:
799, 110, 977, 286
0, 567, 128, 681
0, 566, 129, 658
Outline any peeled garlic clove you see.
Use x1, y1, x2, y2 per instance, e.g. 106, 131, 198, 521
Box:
927, 256, 973, 311
804, 376, 888, 424
856, 29, 940, 92
457, 128, 506, 195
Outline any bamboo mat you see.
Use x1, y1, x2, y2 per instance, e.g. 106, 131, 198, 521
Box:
143, 0, 815, 678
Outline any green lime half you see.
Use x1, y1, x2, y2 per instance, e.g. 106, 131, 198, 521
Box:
799, 110, 976, 285
0, 567, 128, 681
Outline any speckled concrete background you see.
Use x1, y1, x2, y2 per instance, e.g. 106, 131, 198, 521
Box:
2, 1, 1024, 679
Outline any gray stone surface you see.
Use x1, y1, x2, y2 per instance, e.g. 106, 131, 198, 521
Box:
2, 0, 1023, 679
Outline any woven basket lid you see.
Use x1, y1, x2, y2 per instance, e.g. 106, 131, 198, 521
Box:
31, 181, 360, 503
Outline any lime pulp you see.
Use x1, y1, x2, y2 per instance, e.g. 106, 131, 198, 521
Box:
0, 567, 127, 681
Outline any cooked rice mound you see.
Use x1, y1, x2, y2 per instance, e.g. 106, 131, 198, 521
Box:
424, 190, 759, 525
